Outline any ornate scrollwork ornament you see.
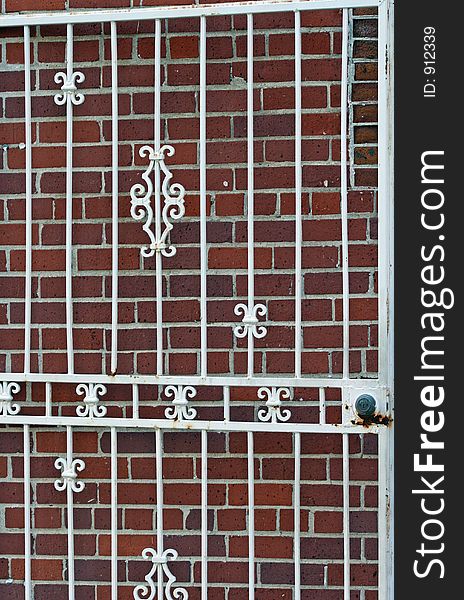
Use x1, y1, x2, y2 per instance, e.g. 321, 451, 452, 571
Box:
233, 303, 267, 339
257, 386, 292, 423
54, 70, 85, 106
76, 383, 107, 418
0, 381, 21, 416
164, 385, 197, 421
130, 145, 186, 258
54, 457, 86, 493
133, 547, 188, 600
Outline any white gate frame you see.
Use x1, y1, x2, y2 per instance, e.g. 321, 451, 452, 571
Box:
0, 1, 394, 599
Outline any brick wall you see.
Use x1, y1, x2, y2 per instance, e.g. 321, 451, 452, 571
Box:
0, 1, 380, 598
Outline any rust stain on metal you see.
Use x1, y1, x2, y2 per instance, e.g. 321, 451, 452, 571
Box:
351, 413, 393, 428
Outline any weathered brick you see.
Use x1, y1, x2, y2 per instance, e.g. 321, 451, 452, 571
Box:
0, 11, 380, 594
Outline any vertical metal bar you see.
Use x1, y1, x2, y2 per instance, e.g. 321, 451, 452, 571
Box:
294, 10, 302, 379
132, 383, 139, 419
294, 432, 301, 600
201, 429, 208, 599
319, 387, 326, 424
342, 433, 350, 600
65, 23, 74, 375
110, 427, 118, 600
154, 18, 161, 157
378, 428, 392, 600
110, 21, 119, 375
246, 14, 255, 379
45, 381, 52, 417
223, 385, 230, 422
23, 425, 31, 600
340, 9, 350, 380
247, 430, 254, 599
23, 25, 32, 376
378, 3, 394, 599
377, 0, 393, 388
66, 426, 75, 600
154, 18, 163, 377
199, 15, 208, 378
156, 428, 164, 598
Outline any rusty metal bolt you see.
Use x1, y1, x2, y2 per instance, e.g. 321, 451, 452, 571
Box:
355, 394, 377, 419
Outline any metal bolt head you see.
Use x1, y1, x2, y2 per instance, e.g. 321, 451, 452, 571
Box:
355, 394, 377, 419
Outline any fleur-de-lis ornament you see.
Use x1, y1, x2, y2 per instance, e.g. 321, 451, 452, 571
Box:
133, 547, 188, 600
234, 303, 267, 339
0, 381, 21, 416
54, 70, 85, 106
54, 457, 86, 493
130, 145, 186, 258
164, 385, 197, 421
257, 387, 292, 423
76, 383, 107, 418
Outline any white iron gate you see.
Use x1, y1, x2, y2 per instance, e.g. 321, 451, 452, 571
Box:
0, 1, 394, 599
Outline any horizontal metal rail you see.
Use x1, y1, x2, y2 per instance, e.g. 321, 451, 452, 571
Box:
1, 414, 380, 433
0, 0, 381, 28
1, 371, 383, 390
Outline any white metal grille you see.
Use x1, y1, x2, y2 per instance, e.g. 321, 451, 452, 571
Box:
0, 1, 394, 599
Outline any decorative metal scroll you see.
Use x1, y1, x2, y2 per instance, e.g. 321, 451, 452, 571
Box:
234, 303, 268, 339
130, 144, 186, 258
164, 385, 197, 421
76, 383, 107, 418
133, 547, 188, 600
54, 70, 85, 106
257, 386, 292, 423
0, 381, 21, 416
54, 457, 86, 493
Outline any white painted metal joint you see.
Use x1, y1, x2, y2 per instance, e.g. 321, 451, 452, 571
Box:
164, 385, 197, 421
257, 386, 291, 423
54, 457, 86, 493
0, 381, 21, 416
234, 303, 267, 339
76, 383, 107, 418
54, 71, 85, 106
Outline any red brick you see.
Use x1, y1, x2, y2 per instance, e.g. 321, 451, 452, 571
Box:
104, 36, 132, 60
301, 9, 342, 27
170, 36, 198, 59
269, 33, 330, 56
208, 247, 271, 270
314, 510, 343, 533
34, 508, 62, 529
78, 248, 139, 271
328, 563, 378, 586
215, 194, 244, 216
263, 86, 327, 110
229, 535, 293, 559
0, 533, 24, 554
5, 41, 32, 65
11, 558, 63, 581
207, 37, 233, 59
217, 509, 246, 532
312, 192, 341, 215
0, 483, 23, 504
6, 0, 64, 9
